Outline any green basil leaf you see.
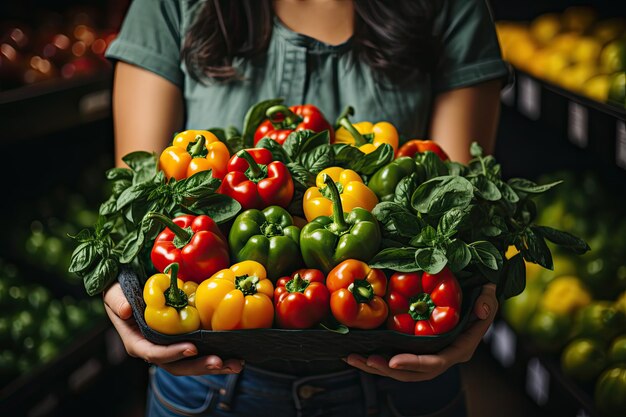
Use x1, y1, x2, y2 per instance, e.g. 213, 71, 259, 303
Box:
175, 170, 220, 198
117, 228, 145, 264
532, 225, 590, 254
332, 144, 363, 167
372, 202, 423, 244
469, 241, 502, 271
350, 144, 394, 176
282, 130, 321, 161
112, 179, 132, 197
418, 151, 449, 179
471, 176, 502, 201
368, 247, 419, 272
299, 143, 334, 174
470, 142, 483, 158
187, 193, 242, 224
437, 207, 468, 237
415, 247, 447, 274
68, 242, 99, 274
480, 225, 502, 237
498, 180, 520, 203
409, 225, 437, 247
122, 151, 157, 172
446, 162, 468, 177
99, 198, 118, 216
393, 173, 420, 210
256, 137, 292, 164
318, 317, 349, 334
116, 182, 152, 211
106, 167, 133, 181
522, 229, 554, 269
446, 239, 472, 273
241, 98, 284, 147
508, 178, 563, 194
300, 130, 331, 154
83, 257, 119, 296
499, 253, 526, 299
69, 228, 92, 243
411, 176, 474, 216
286, 162, 316, 189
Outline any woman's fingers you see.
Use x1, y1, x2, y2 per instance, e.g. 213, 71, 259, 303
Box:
103, 282, 133, 320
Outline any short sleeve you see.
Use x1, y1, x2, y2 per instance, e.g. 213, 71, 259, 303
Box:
431, 0, 510, 93
105, 0, 183, 87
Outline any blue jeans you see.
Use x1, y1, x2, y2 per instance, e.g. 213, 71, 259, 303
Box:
146, 365, 466, 417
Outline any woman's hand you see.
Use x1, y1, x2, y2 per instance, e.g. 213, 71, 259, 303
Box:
103, 282, 244, 376
344, 283, 497, 382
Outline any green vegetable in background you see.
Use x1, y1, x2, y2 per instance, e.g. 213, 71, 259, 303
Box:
595, 366, 626, 417
561, 338, 607, 383
527, 310, 572, 352
574, 302, 626, 343
608, 335, 626, 366
368, 157, 422, 202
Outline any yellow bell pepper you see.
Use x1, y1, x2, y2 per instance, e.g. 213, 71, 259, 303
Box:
159, 130, 230, 181
195, 261, 274, 330
334, 106, 399, 154
303, 167, 379, 222
539, 275, 592, 315
144, 263, 201, 335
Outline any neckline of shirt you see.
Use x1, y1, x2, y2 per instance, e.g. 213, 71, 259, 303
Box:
272, 16, 353, 53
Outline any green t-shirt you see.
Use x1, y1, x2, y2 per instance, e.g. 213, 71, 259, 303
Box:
106, 0, 509, 137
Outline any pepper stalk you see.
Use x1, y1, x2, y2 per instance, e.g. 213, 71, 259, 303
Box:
266, 105, 303, 129
163, 263, 188, 309
322, 174, 349, 234
146, 212, 193, 248
336, 106, 367, 146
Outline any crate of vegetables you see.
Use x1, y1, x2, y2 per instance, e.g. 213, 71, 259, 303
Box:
68, 99, 589, 361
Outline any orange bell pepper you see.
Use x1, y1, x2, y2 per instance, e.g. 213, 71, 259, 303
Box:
194, 261, 274, 330
303, 167, 378, 222
334, 106, 399, 154
159, 130, 230, 180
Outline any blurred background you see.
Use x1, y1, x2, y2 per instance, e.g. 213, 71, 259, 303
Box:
1, 0, 625, 416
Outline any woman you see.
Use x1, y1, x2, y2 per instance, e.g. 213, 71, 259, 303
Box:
105, 0, 507, 415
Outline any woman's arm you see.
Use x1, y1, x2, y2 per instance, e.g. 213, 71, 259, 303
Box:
345, 79, 502, 381
429, 79, 502, 162
112, 61, 185, 166
105, 62, 243, 375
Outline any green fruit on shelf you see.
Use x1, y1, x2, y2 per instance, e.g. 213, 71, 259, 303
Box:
608, 335, 626, 366
595, 366, 626, 417
601, 38, 626, 73
608, 71, 625, 108
561, 338, 607, 383
574, 302, 626, 343
528, 310, 572, 352
502, 284, 543, 334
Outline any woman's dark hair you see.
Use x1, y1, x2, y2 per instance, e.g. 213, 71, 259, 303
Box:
182, 0, 438, 83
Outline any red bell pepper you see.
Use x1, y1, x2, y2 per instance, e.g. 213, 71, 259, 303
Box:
386, 267, 461, 335
218, 148, 294, 210
274, 269, 330, 329
148, 212, 230, 283
253, 104, 334, 145
326, 260, 388, 329
396, 140, 449, 161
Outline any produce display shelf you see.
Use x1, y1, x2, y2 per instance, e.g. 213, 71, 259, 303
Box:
0, 318, 146, 417
485, 318, 600, 417
501, 68, 626, 172
0, 70, 113, 142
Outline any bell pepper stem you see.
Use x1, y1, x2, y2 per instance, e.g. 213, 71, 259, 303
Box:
163, 263, 188, 309
323, 174, 349, 233
348, 279, 374, 304
235, 274, 260, 296
336, 106, 367, 146
236, 150, 265, 180
266, 105, 302, 129
408, 293, 436, 321
145, 212, 193, 248
286, 273, 309, 293
189, 135, 207, 157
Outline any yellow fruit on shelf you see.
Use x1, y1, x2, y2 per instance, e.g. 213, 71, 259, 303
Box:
591, 18, 626, 44
601, 38, 626, 72
559, 63, 602, 92
544, 51, 572, 83
525, 48, 552, 78
531, 13, 562, 45
540, 275, 592, 316
582, 74, 611, 102
506, 35, 538, 71
562, 6, 597, 33
571, 37, 603, 64
550, 32, 582, 56
608, 72, 626, 108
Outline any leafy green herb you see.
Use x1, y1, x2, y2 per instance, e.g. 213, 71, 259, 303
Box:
241, 98, 284, 147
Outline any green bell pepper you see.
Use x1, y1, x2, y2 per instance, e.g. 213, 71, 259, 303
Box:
608, 335, 626, 366
574, 301, 626, 343
229, 205, 303, 280
300, 173, 381, 273
367, 157, 422, 201
595, 366, 626, 417
560, 338, 607, 383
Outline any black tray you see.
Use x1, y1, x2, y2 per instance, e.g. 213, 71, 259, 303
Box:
119, 268, 481, 362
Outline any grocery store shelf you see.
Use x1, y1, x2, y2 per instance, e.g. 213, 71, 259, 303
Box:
501, 68, 626, 172
484, 319, 600, 417
0, 71, 113, 142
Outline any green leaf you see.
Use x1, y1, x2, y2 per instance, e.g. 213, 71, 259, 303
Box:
187, 194, 242, 224
532, 226, 590, 254
256, 137, 292, 164
299, 143, 334, 174
498, 181, 520, 203
122, 151, 157, 172
411, 176, 474, 216
208, 127, 243, 155
446, 162, 468, 177
282, 130, 322, 161
68, 242, 98, 274
415, 247, 447, 274
417, 152, 449, 179
372, 202, 423, 244
299, 130, 331, 154
470, 142, 483, 157
469, 241, 502, 270
410, 225, 437, 247
175, 170, 221, 198
499, 253, 526, 299
368, 247, 419, 272
508, 178, 563, 194
318, 317, 349, 334
437, 207, 468, 237
116, 228, 145, 264
112, 179, 132, 197
286, 162, 316, 189
241, 98, 284, 147
446, 239, 472, 272
106, 167, 133, 181
393, 173, 420, 210
83, 257, 119, 296
332, 144, 363, 167
116, 182, 153, 211
471, 176, 502, 201
522, 229, 553, 270
350, 144, 394, 176
99, 198, 118, 216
